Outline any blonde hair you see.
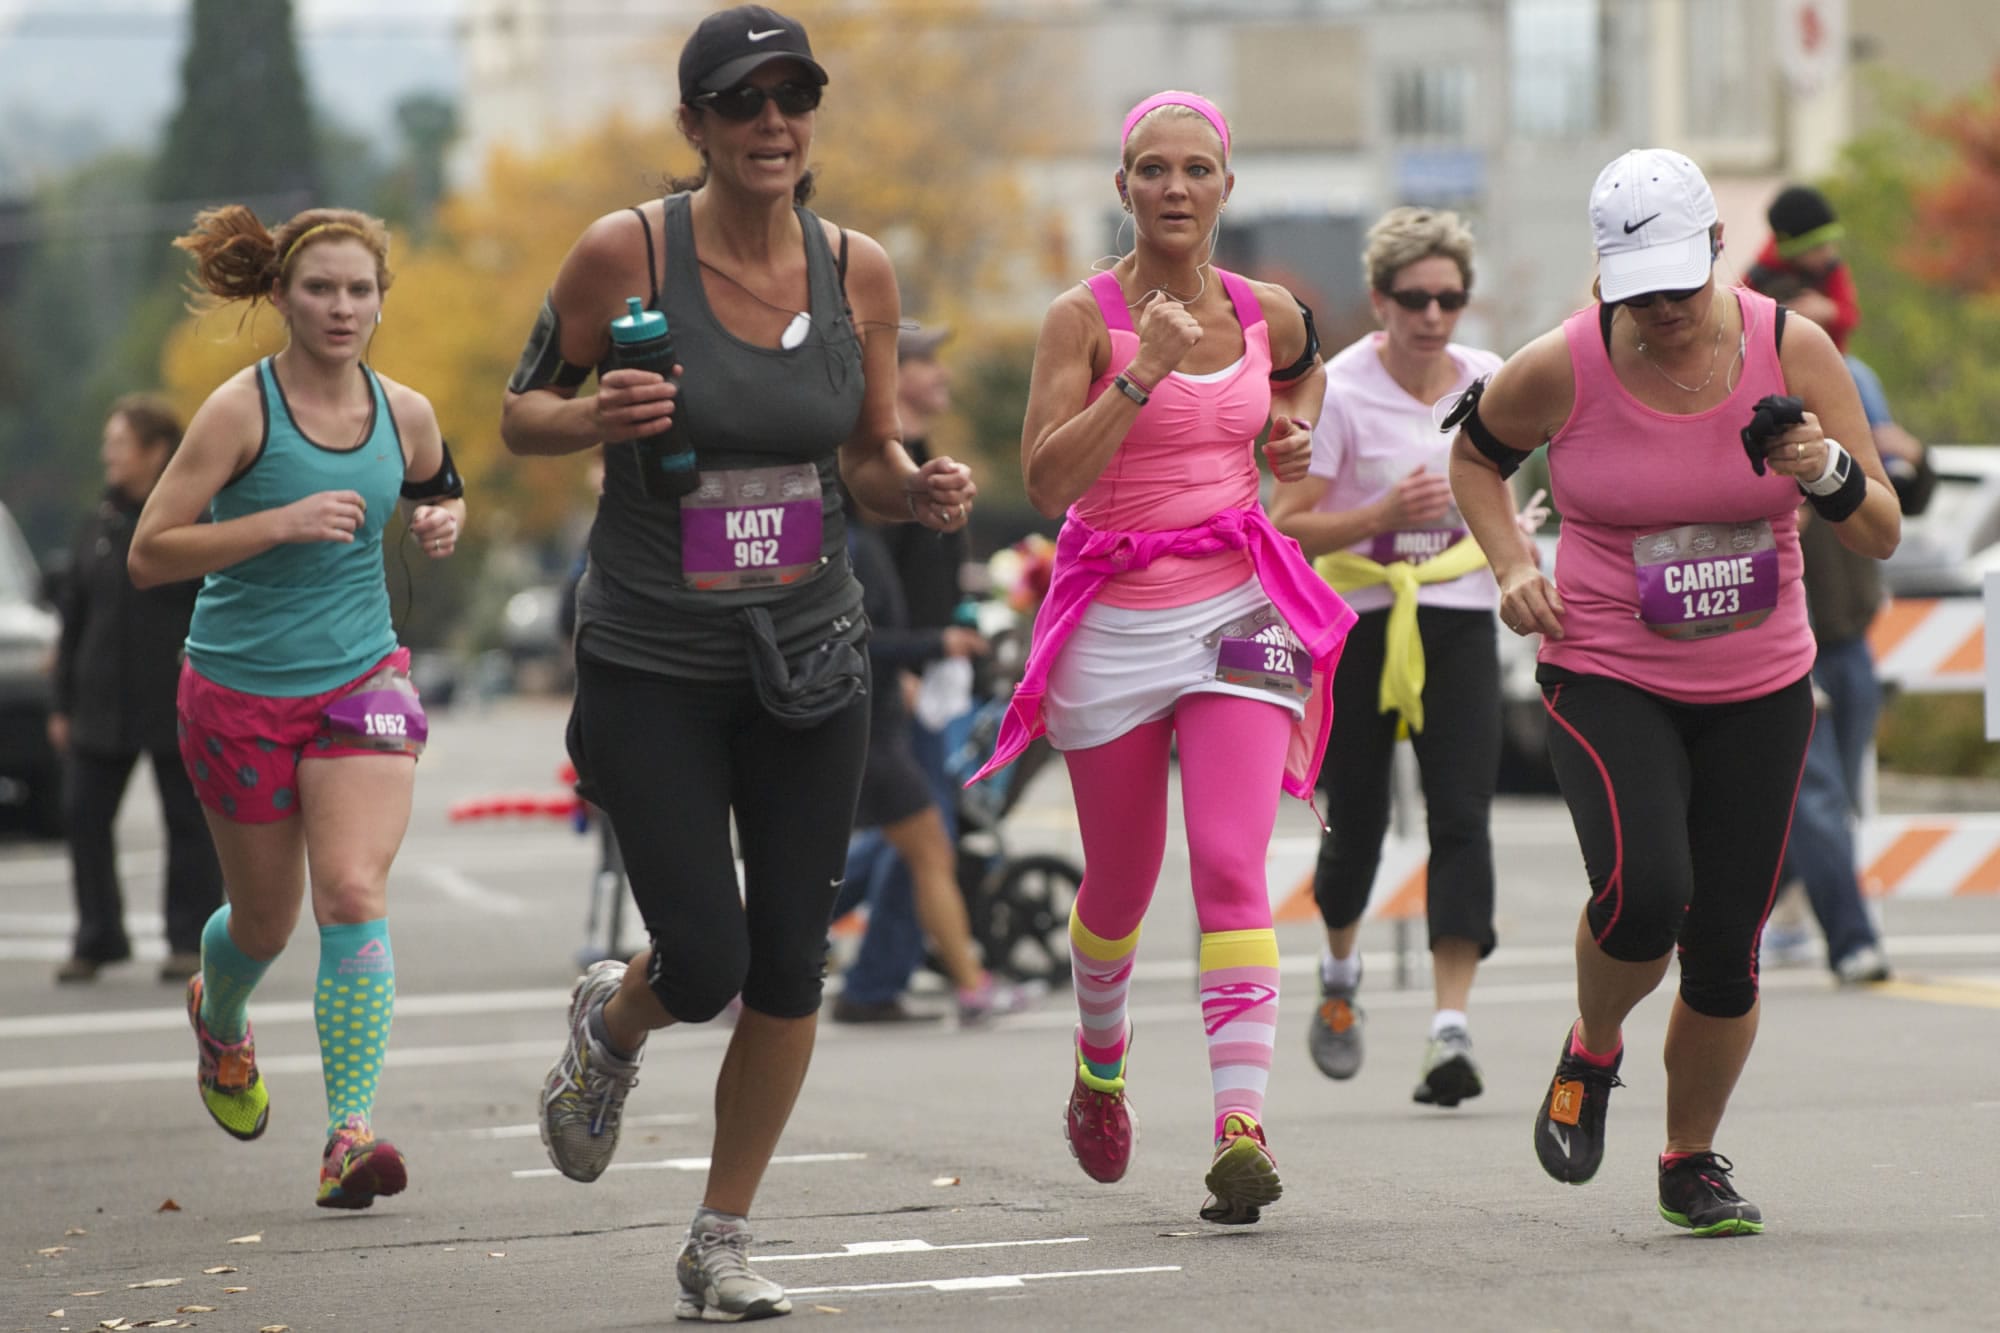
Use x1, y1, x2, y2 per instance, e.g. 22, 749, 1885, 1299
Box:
172, 205, 393, 310
1364, 206, 1475, 294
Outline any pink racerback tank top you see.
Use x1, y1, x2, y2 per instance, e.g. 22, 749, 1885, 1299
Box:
1540, 287, 1814, 704
1073, 269, 1274, 609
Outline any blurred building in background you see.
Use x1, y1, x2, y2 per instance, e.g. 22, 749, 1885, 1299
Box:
446, 0, 1983, 346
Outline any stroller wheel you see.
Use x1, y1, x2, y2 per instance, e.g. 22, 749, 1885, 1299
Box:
983, 854, 1083, 986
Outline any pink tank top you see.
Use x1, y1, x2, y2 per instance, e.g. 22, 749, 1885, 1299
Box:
1074, 269, 1274, 608
1540, 287, 1814, 704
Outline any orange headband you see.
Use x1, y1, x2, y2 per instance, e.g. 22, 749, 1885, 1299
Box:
281, 222, 368, 269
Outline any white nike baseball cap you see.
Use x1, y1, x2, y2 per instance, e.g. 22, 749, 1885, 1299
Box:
1589, 149, 1718, 303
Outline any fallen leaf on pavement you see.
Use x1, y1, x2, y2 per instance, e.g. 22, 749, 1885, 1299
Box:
69, 1291, 106, 1297
226, 1234, 262, 1245
929, 1176, 960, 1187
1157, 1230, 1200, 1237
813, 1305, 844, 1314
65, 1228, 88, 1236
45, 1311, 61, 1320
177, 1308, 216, 1315
38, 1246, 69, 1256
126, 1279, 182, 1289
201, 1266, 236, 1275
157, 1200, 180, 1212
222, 1286, 249, 1294
487, 1252, 505, 1258
259, 1325, 291, 1332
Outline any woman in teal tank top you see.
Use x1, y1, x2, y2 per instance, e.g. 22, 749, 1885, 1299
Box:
130, 203, 468, 1213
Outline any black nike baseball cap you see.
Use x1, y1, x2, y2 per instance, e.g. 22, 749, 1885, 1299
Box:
678, 5, 828, 102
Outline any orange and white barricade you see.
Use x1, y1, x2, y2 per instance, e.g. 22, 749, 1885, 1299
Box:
1860, 815, 2000, 899
1870, 597, 1985, 694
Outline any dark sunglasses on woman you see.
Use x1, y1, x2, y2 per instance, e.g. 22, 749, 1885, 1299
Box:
694, 81, 823, 121
1387, 288, 1470, 312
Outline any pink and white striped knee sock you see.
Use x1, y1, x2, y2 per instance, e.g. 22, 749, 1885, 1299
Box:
1071, 911, 1140, 1083
1199, 927, 1280, 1138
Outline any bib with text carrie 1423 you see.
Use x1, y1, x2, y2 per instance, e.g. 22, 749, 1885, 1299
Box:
1630, 520, 1778, 641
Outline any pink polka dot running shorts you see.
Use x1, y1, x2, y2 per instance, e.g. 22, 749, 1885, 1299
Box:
176, 647, 422, 824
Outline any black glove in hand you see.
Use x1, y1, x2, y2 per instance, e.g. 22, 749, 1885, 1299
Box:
1740, 394, 1806, 477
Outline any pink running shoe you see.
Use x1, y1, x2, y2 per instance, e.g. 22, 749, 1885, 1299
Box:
1200, 1112, 1282, 1225
1063, 1027, 1135, 1183
316, 1114, 408, 1211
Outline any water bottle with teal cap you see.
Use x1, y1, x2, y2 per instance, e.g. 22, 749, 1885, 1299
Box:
608, 296, 697, 499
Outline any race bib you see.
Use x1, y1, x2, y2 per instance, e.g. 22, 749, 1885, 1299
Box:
1631, 521, 1778, 640
1367, 526, 1467, 566
321, 664, 427, 756
1209, 605, 1311, 701
680, 464, 825, 591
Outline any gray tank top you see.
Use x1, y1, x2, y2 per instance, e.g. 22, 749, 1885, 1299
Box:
576, 193, 867, 681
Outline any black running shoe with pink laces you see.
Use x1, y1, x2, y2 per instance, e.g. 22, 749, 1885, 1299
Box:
1658, 1152, 1763, 1236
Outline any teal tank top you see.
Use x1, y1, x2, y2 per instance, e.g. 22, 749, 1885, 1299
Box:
184, 358, 404, 696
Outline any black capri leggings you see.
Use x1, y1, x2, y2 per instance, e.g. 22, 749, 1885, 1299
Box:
1540, 666, 1814, 1019
1314, 606, 1500, 955
570, 657, 870, 1022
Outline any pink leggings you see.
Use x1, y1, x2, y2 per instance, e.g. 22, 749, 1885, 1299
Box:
1064, 691, 1293, 940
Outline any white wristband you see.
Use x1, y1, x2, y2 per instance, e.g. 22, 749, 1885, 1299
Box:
1801, 439, 1849, 496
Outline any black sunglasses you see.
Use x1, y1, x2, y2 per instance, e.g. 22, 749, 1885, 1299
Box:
1386, 287, 1470, 312
694, 81, 822, 121
1618, 283, 1706, 309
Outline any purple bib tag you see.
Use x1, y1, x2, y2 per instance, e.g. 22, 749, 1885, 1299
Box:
1210, 605, 1311, 701
1367, 526, 1467, 566
321, 667, 427, 755
680, 464, 825, 591
1631, 521, 1779, 641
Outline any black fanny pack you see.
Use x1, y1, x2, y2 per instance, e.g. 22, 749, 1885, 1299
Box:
739, 607, 868, 729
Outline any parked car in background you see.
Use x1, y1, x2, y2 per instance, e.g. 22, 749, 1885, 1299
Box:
0, 499, 62, 836
1879, 444, 2000, 599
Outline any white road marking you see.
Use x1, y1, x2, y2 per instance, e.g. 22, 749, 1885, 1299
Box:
473, 1111, 698, 1139
512, 1151, 865, 1180
415, 863, 528, 916
756, 1237, 1088, 1263
0, 1038, 573, 1091
785, 1265, 1179, 1296
0, 987, 575, 1039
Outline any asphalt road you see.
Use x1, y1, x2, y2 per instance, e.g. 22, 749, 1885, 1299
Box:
4, 695, 1997, 1332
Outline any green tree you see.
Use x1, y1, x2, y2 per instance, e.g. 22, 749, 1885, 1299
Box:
1824, 73, 2000, 446
150, 0, 318, 214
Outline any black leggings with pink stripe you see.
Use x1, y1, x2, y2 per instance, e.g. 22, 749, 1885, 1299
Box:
1539, 666, 1814, 1019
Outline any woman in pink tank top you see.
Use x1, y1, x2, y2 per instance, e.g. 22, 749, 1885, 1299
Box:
1447, 149, 1900, 1237
1003, 89, 1354, 1228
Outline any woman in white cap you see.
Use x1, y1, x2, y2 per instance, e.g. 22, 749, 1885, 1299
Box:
1446, 148, 1899, 1236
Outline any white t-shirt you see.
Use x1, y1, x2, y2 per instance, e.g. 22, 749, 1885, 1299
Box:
1308, 332, 1503, 615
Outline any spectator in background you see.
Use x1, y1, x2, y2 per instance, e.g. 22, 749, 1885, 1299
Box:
833, 324, 1031, 1024
1746, 184, 1858, 352
50, 395, 223, 984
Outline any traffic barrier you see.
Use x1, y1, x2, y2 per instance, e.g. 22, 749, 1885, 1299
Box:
1871, 597, 1984, 693
1860, 814, 2000, 899
1265, 834, 1426, 924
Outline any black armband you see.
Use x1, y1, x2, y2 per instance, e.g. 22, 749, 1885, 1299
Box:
1269, 299, 1321, 383
1440, 376, 1530, 480
507, 293, 593, 395
402, 439, 465, 501
1803, 445, 1868, 522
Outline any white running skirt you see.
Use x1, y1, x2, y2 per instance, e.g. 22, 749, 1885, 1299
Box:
1043, 577, 1306, 752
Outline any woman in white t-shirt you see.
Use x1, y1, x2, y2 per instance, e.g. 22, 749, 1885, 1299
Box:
1270, 206, 1527, 1108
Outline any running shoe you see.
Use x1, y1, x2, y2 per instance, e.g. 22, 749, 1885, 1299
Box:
1063, 1026, 1135, 1184
1307, 977, 1364, 1080
1411, 1025, 1484, 1108
957, 975, 1048, 1026
185, 975, 269, 1141
1834, 944, 1893, 986
1199, 1111, 1283, 1225
1658, 1152, 1763, 1236
315, 1114, 408, 1211
538, 960, 642, 1183
675, 1219, 792, 1322
1533, 1024, 1623, 1184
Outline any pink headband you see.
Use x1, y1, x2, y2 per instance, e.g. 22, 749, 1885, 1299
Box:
1120, 91, 1230, 162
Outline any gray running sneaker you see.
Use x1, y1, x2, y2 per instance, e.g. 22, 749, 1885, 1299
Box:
676, 1219, 792, 1322
1412, 1025, 1484, 1107
538, 960, 642, 1183
1834, 944, 1892, 986
1307, 978, 1364, 1080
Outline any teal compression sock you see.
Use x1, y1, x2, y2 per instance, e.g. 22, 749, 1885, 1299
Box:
199, 906, 273, 1043
316, 919, 397, 1136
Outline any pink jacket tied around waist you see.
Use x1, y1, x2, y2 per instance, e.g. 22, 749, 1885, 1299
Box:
969, 504, 1357, 801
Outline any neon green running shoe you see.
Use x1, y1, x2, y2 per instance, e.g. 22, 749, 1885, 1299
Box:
316, 1115, 408, 1210
185, 975, 269, 1141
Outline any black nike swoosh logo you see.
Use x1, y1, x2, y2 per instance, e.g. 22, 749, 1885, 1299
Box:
1624, 213, 1660, 235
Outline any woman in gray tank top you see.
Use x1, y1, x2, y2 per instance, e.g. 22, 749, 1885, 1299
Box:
498, 6, 976, 1321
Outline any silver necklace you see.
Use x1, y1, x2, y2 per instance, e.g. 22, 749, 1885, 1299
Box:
1635, 310, 1727, 394
698, 258, 813, 349
1128, 263, 1208, 309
